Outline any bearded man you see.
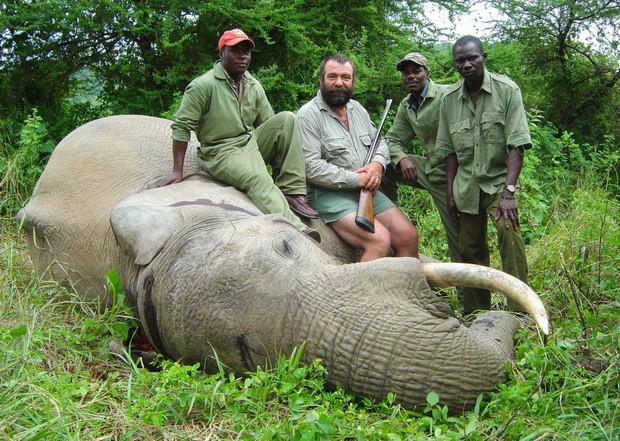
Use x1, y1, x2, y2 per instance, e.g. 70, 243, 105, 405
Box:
297, 54, 419, 261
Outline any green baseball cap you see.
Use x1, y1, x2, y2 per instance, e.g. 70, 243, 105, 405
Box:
396, 52, 430, 71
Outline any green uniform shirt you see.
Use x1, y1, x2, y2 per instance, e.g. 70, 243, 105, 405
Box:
385, 79, 449, 183
436, 70, 532, 214
171, 61, 274, 158
297, 91, 390, 190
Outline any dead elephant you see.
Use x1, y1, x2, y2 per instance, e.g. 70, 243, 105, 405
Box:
17, 115, 549, 411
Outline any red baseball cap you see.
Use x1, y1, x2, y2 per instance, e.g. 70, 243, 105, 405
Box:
218, 28, 255, 50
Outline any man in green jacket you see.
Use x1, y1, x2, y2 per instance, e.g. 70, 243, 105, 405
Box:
158, 28, 320, 242
383, 52, 461, 264
436, 35, 532, 314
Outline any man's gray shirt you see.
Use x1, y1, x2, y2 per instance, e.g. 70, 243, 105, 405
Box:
297, 91, 390, 190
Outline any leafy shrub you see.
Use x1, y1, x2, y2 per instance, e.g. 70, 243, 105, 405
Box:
0, 109, 55, 216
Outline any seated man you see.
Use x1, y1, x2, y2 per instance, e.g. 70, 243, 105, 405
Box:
158, 28, 321, 242
297, 54, 418, 261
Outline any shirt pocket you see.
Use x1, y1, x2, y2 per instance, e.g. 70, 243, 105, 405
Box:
241, 106, 260, 128
323, 136, 353, 168
449, 118, 474, 155
481, 112, 506, 147
414, 114, 438, 147
359, 133, 372, 145
359, 133, 373, 161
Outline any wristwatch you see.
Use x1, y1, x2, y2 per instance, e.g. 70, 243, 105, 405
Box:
505, 184, 516, 193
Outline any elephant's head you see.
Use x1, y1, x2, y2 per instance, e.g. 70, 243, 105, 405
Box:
110, 178, 548, 411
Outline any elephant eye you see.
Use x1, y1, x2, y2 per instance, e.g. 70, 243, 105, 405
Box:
281, 239, 293, 258
274, 237, 299, 260
272, 230, 300, 260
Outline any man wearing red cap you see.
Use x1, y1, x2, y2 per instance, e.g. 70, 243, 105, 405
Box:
158, 28, 321, 242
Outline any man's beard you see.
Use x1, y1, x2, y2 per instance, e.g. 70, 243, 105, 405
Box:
320, 84, 353, 107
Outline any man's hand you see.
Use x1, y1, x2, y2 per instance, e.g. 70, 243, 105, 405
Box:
445, 154, 460, 225
496, 146, 525, 229
494, 193, 520, 230
156, 171, 183, 187
447, 193, 460, 225
398, 157, 419, 181
157, 140, 188, 187
356, 161, 383, 191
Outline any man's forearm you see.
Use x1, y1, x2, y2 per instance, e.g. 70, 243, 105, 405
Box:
172, 139, 189, 174
445, 154, 457, 198
503, 146, 524, 196
306, 160, 359, 190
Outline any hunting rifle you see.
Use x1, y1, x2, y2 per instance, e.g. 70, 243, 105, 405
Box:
355, 98, 392, 233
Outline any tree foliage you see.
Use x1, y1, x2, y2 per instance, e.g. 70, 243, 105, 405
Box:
1, 0, 462, 137
489, 0, 620, 142
1, 0, 618, 144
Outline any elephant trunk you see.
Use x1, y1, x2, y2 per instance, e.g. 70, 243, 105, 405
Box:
289, 259, 526, 411
295, 296, 519, 410
422, 262, 550, 335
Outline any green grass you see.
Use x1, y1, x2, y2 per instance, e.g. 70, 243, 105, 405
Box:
2, 186, 618, 441
1, 113, 619, 439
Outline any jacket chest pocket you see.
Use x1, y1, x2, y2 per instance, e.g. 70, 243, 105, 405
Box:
358, 133, 374, 166
414, 114, 439, 144
323, 137, 353, 167
481, 112, 506, 146
359, 133, 372, 150
241, 106, 259, 128
449, 118, 473, 154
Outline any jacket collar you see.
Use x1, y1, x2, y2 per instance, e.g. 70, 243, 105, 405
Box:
457, 69, 492, 100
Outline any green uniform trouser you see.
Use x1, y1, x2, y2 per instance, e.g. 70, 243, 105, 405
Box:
459, 191, 528, 314
381, 155, 461, 263
198, 111, 307, 231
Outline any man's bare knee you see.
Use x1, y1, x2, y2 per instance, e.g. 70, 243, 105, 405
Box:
365, 226, 391, 254
390, 220, 418, 257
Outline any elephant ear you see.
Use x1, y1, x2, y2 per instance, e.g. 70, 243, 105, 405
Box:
110, 204, 178, 265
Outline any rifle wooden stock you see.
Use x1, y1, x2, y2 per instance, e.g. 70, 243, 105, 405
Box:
355, 189, 375, 232
354, 98, 392, 233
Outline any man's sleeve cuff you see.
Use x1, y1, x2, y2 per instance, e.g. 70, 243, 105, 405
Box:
171, 129, 191, 143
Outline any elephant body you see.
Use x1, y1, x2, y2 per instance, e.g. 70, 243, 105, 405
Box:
18, 115, 544, 411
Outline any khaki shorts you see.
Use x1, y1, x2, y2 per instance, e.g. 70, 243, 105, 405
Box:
306, 187, 395, 224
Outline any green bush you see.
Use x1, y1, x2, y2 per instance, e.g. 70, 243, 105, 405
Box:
0, 109, 55, 217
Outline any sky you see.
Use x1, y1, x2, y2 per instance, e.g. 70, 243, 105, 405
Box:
426, 4, 502, 41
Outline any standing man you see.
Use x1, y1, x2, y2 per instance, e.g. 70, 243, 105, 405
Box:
297, 54, 419, 262
436, 35, 532, 314
382, 51, 461, 264
158, 28, 321, 242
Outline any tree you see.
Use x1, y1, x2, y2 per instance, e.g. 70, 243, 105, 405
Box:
1, 0, 466, 137
489, 0, 620, 142
1, 0, 206, 126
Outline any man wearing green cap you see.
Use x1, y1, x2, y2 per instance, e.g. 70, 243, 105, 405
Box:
382, 51, 461, 264
158, 28, 321, 242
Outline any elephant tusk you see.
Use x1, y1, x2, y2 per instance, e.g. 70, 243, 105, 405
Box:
422, 262, 550, 335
